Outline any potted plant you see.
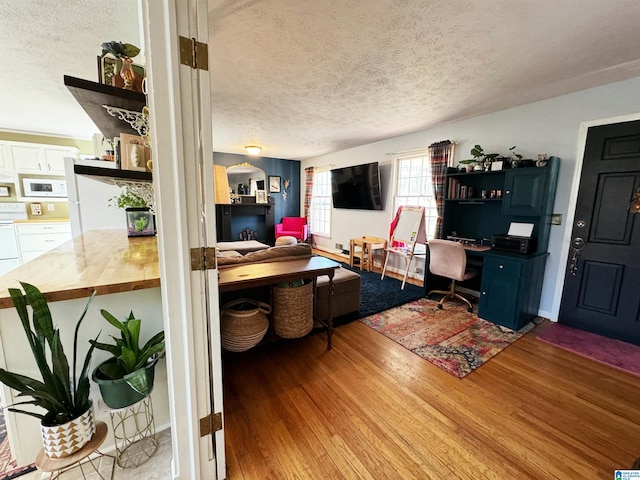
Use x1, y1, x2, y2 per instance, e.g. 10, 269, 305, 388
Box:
90, 309, 165, 409
0, 283, 99, 458
109, 186, 156, 237
458, 159, 477, 173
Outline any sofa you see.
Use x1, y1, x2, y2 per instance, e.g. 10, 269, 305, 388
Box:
218, 243, 361, 322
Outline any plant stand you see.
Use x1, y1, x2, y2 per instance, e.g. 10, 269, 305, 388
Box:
35, 421, 115, 479
99, 395, 158, 469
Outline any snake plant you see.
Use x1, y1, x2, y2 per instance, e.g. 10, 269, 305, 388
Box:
0, 282, 98, 425
90, 310, 165, 396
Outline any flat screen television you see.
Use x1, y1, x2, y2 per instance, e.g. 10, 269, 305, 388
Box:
331, 162, 382, 210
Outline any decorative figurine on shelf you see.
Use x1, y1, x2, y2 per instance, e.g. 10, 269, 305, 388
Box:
101, 41, 144, 92
536, 154, 549, 167
282, 179, 290, 202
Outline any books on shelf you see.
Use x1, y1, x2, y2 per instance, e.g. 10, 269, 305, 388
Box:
447, 178, 475, 199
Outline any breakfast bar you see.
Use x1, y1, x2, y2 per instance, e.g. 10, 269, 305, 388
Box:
0, 230, 168, 468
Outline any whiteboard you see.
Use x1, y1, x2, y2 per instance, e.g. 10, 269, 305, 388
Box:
392, 206, 425, 245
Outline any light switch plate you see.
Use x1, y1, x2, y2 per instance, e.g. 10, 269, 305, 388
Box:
30, 203, 42, 216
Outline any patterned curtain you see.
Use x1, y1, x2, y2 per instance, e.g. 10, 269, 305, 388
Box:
429, 140, 455, 239
304, 167, 314, 245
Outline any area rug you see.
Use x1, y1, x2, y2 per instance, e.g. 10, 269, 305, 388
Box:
0, 406, 36, 480
359, 297, 535, 378
537, 323, 640, 378
340, 263, 424, 318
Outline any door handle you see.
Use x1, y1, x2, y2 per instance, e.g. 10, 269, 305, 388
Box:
569, 237, 585, 276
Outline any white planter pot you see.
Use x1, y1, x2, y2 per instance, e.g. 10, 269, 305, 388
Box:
40, 402, 95, 458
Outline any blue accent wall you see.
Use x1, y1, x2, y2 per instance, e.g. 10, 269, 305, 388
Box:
213, 152, 302, 224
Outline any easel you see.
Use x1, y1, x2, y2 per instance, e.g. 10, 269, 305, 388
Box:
381, 206, 427, 289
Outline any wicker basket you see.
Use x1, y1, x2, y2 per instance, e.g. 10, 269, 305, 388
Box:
273, 280, 313, 339
221, 299, 271, 352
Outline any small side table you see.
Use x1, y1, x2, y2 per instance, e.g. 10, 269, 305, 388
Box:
35, 421, 115, 480
349, 236, 388, 271
100, 395, 158, 469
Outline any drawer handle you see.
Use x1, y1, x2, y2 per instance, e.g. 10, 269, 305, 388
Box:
499, 265, 504, 269
505, 190, 510, 195
482, 291, 486, 295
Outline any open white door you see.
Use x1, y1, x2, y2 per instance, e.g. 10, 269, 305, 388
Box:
142, 0, 225, 478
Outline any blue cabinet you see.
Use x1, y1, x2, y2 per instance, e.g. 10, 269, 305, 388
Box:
436, 158, 560, 329
478, 253, 548, 330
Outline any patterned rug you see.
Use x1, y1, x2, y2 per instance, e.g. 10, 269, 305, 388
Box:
0, 406, 36, 480
359, 297, 535, 378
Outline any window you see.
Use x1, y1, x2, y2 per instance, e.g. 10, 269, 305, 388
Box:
393, 154, 437, 239
309, 168, 331, 237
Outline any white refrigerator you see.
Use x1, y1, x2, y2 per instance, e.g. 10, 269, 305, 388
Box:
64, 158, 126, 237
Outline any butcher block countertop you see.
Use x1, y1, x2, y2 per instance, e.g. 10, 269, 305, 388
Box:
0, 230, 160, 309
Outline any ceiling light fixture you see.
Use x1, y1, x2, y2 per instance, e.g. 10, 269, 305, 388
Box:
244, 145, 262, 156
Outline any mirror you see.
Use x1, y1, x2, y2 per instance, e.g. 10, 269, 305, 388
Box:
226, 162, 266, 196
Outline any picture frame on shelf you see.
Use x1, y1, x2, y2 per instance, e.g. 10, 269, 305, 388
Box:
97, 55, 119, 86
120, 133, 151, 172
256, 190, 268, 204
490, 161, 504, 171
97, 55, 146, 92
269, 176, 281, 193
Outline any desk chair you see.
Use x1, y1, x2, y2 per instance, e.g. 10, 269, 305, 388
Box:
427, 239, 478, 312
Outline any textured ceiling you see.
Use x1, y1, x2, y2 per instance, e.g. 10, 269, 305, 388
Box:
1, 1, 640, 160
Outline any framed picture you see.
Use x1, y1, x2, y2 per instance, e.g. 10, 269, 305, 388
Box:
269, 176, 281, 193
491, 161, 504, 171
97, 55, 119, 86
256, 190, 268, 204
120, 133, 151, 171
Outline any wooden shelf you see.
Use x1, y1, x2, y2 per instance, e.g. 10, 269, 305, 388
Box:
64, 75, 146, 139
74, 164, 152, 184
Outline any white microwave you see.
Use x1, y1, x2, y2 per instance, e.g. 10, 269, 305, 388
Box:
22, 178, 67, 198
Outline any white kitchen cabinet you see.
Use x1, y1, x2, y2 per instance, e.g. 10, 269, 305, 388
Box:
0, 143, 12, 172
9, 143, 78, 175
15, 222, 72, 263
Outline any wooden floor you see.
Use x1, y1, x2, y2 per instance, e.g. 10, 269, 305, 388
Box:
222, 319, 640, 479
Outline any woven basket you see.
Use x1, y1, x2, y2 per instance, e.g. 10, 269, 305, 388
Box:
221, 299, 271, 352
273, 280, 313, 339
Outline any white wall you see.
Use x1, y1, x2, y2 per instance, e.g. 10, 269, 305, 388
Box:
301, 76, 640, 318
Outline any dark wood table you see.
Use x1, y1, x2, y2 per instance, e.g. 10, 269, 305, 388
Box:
218, 256, 340, 349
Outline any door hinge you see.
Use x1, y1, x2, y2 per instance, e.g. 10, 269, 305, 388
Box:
190, 247, 217, 271
179, 36, 209, 71
200, 412, 223, 437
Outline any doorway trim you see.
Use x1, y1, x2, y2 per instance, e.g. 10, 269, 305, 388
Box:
550, 111, 640, 322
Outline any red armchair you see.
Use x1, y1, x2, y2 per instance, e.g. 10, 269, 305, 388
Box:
275, 217, 309, 242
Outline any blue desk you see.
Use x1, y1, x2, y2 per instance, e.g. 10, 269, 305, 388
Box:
425, 245, 548, 330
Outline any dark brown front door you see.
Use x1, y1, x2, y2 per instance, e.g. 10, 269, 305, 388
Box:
559, 120, 640, 345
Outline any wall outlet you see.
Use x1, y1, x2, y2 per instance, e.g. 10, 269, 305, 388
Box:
30, 203, 42, 216
47, 203, 55, 211
335, 243, 343, 250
